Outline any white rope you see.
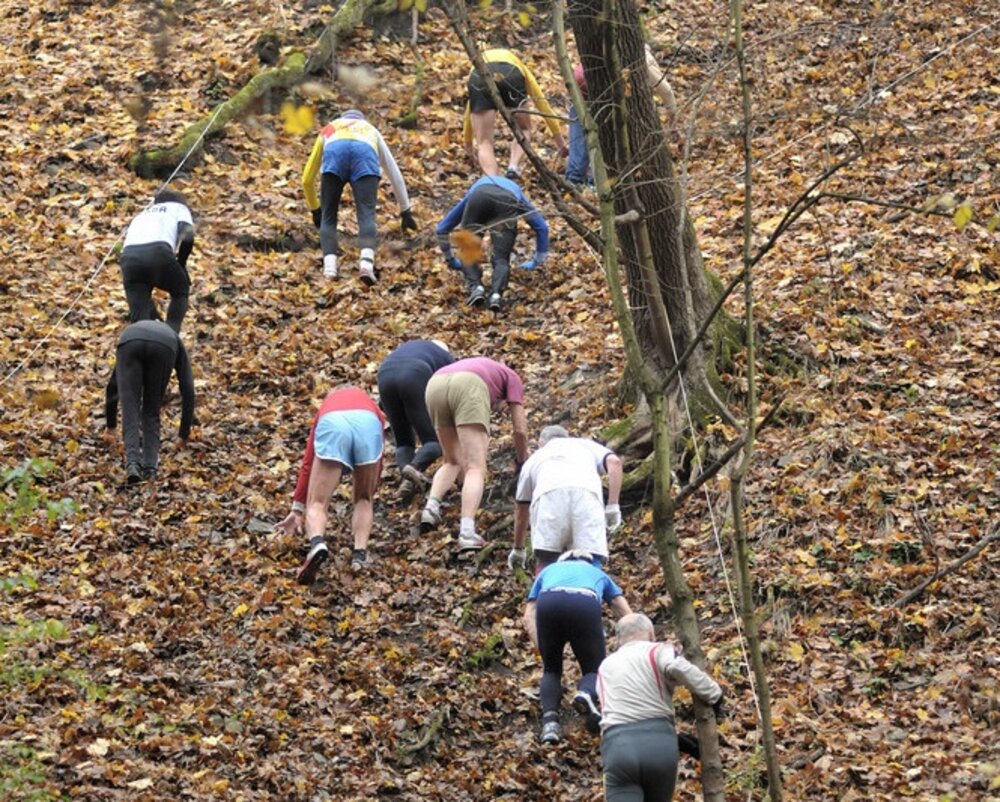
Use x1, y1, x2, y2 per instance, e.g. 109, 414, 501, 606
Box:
0, 104, 225, 391
658, 297, 763, 720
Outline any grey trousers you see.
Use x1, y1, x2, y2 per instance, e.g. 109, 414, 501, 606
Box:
601, 718, 679, 802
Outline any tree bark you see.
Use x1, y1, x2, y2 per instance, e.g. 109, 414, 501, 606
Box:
130, 0, 395, 177
568, 0, 725, 398
554, 3, 726, 799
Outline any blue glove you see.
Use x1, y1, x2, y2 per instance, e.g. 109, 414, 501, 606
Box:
521, 253, 547, 270
445, 255, 462, 270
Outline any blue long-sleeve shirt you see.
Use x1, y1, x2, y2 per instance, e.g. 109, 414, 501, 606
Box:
435, 176, 549, 256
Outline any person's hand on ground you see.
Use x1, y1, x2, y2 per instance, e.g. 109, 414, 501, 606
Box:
276, 510, 303, 536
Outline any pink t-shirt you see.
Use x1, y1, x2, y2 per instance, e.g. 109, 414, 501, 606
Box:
436, 357, 525, 407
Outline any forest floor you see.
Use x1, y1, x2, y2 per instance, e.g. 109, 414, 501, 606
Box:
0, 1, 997, 800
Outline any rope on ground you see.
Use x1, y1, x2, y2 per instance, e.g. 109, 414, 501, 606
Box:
0, 104, 226, 391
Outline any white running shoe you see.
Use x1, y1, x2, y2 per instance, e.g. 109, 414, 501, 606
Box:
458, 532, 485, 551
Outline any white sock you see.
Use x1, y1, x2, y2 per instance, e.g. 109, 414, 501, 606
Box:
426, 497, 441, 514
459, 517, 476, 536
360, 247, 375, 266
323, 254, 338, 275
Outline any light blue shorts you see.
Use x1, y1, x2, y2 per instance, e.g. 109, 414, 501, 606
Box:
314, 410, 383, 470
322, 140, 381, 184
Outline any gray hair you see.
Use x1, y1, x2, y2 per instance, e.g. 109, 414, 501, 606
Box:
616, 613, 655, 643
538, 425, 569, 447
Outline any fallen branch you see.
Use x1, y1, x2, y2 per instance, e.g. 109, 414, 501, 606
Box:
130, 0, 395, 177
399, 705, 450, 755
891, 529, 998, 608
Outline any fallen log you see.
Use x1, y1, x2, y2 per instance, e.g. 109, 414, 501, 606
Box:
130, 0, 395, 177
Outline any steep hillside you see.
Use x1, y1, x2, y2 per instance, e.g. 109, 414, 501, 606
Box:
0, 1, 996, 800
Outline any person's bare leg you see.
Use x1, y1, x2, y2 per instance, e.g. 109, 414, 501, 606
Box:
508, 107, 532, 173
428, 426, 462, 501
351, 462, 380, 550
471, 110, 500, 176
304, 457, 344, 539
456, 424, 489, 521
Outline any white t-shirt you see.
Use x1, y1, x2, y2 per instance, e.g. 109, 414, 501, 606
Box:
123, 202, 193, 249
515, 437, 612, 502
597, 640, 722, 730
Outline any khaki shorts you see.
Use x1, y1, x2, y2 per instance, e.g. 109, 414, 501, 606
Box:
425, 373, 491, 433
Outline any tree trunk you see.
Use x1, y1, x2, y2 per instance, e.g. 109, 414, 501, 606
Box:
554, 3, 726, 799
130, 0, 394, 178
568, 0, 725, 399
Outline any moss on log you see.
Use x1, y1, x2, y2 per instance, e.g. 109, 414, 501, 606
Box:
130, 0, 395, 177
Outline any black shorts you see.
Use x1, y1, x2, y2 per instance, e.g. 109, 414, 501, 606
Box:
467, 61, 527, 112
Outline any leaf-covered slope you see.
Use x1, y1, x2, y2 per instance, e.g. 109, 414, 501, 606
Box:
1, 1, 997, 800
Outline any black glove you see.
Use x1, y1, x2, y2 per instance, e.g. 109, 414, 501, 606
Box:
677, 732, 701, 760
400, 208, 418, 232
712, 695, 726, 721
311, 208, 322, 229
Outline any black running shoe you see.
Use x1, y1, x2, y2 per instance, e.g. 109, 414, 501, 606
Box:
488, 293, 502, 312
573, 691, 602, 734
350, 548, 368, 569
297, 536, 329, 585
126, 462, 142, 485
468, 285, 486, 307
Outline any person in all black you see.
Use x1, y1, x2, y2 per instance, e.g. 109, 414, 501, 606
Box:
105, 320, 195, 484
376, 339, 455, 498
522, 550, 633, 744
119, 190, 195, 332
435, 175, 549, 311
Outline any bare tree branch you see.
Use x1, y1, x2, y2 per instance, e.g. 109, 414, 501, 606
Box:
892, 530, 999, 609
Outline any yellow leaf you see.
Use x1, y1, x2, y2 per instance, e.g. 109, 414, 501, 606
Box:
517, 10, 531, 26
281, 102, 315, 136
340, 724, 355, 735
787, 642, 805, 662
414, 0, 426, 10
953, 204, 973, 229
32, 389, 61, 410
232, 602, 249, 619
65, 439, 79, 454
986, 213, 1000, 232
451, 229, 484, 266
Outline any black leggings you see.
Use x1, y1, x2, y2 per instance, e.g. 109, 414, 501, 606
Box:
376, 361, 441, 471
459, 186, 519, 294
120, 242, 190, 332
602, 719, 679, 802
321, 173, 379, 256
536, 591, 606, 714
116, 338, 175, 469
